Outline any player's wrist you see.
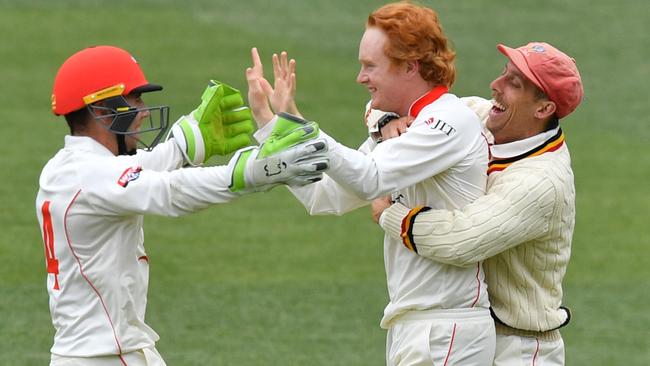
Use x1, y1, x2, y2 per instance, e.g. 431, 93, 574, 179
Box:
168, 115, 206, 166
370, 112, 400, 143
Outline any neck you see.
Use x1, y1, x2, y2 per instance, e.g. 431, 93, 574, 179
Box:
397, 80, 435, 117
77, 124, 119, 155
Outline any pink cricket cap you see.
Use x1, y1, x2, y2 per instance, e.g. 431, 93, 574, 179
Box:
497, 42, 583, 119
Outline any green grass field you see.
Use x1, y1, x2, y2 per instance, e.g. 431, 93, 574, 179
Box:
1, 0, 648, 364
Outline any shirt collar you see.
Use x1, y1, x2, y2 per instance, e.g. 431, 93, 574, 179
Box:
64, 135, 115, 156
487, 126, 565, 175
408, 86, 449, 118
490, 125, 561, 160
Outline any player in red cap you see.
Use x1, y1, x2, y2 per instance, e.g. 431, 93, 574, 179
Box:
37, 45, 328, 365
374, 41, 583, 365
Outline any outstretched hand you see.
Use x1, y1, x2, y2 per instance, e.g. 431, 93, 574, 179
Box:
245, 47, 300, 128
270, 51, 299, 117
246, 47, 274, 126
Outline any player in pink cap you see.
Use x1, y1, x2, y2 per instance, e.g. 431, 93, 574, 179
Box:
374, 41, 583, 365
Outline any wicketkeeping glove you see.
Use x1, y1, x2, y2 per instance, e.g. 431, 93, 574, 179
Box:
228, 112, 329, 192
169, 80, 255, 165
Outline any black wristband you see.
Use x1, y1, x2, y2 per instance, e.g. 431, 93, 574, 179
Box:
371, 112, 400, 143
377, 112, 400, 130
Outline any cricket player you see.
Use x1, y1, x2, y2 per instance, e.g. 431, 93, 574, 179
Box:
36, 45, 328, 365
373, 42, 584, 365
246, 3, 496, 365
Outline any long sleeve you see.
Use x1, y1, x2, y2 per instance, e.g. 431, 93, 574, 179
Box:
320, 112, 478, 201
133, 139, 185, 171
287, 138, 375, 216
380, 165, 556, 267
79, 157, 238, 217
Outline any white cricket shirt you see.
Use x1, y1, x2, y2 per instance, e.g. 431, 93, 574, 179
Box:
258, 88, 491, 328
36, 136, 238, 356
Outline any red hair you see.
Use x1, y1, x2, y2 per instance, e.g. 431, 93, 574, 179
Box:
367, 1, 456, 87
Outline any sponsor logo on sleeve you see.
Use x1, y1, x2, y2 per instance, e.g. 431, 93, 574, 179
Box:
424, 117, 456, 136
117, 166, 142, 187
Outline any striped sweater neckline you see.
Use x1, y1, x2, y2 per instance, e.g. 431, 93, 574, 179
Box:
488, 128, 565, 175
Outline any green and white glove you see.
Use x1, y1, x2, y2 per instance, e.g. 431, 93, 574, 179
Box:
169, 80, 255, 165
228, 112, 329, 192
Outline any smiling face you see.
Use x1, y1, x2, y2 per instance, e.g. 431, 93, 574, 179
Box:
356, 27, 411, 115
487, 61, 556, 144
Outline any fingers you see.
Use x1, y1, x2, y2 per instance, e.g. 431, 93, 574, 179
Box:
303, 138, 328, 154
249, 47, 264, 79
289, 66, 296, 95
291, 138, 328, 156
404, 116, 415, 127
381, 120, 408, 140
245, 66, 256, 82
244, 77, 274, 126
280, 52, 290, 79
272, 51, 295, 82
259, 78, 274, 99
272, 53, 281, 81
279, 125, 316, 143
222, 107, 251, 124
220, 93, 245, 111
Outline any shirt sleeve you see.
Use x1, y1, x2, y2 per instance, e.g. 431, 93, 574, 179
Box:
287, 137, 375, 216
133, 140, 185, 172
79, 156, 238, 217
379, 169, 556, 266
460, 96, 491, 123
288, 174, 368, 216
321, 112, 475, 201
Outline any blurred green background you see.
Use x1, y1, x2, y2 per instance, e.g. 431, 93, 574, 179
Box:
1, 0, 648, 364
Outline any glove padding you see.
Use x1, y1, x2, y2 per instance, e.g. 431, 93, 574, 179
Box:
228, 112, 329, 192
169, 80, 254, 165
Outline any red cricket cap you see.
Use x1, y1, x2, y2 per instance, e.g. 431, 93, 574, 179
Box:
497, 42, 583, 119
51, 45, 162, 115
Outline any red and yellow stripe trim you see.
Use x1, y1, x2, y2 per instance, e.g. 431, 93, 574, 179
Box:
400, 206, 431, 253
488, 129, 565, 175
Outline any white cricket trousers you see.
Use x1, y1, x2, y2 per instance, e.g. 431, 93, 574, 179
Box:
493, 333, 564, 366
50, 347, 166, 366
386, 308, 495, 366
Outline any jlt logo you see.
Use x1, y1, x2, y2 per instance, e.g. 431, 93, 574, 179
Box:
425, 117, 456, 136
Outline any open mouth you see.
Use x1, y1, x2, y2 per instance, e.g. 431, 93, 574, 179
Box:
491, 99, 506, 114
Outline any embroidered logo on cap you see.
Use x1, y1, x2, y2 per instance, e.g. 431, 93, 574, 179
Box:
531, 44, 546, 53
117, 166, 142, 187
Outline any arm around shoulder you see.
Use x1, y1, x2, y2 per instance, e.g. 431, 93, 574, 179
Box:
381, 168, 558, 266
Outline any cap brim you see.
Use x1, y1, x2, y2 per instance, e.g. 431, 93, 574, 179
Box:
497, 44, 545, 93
130, 83, 163, 95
